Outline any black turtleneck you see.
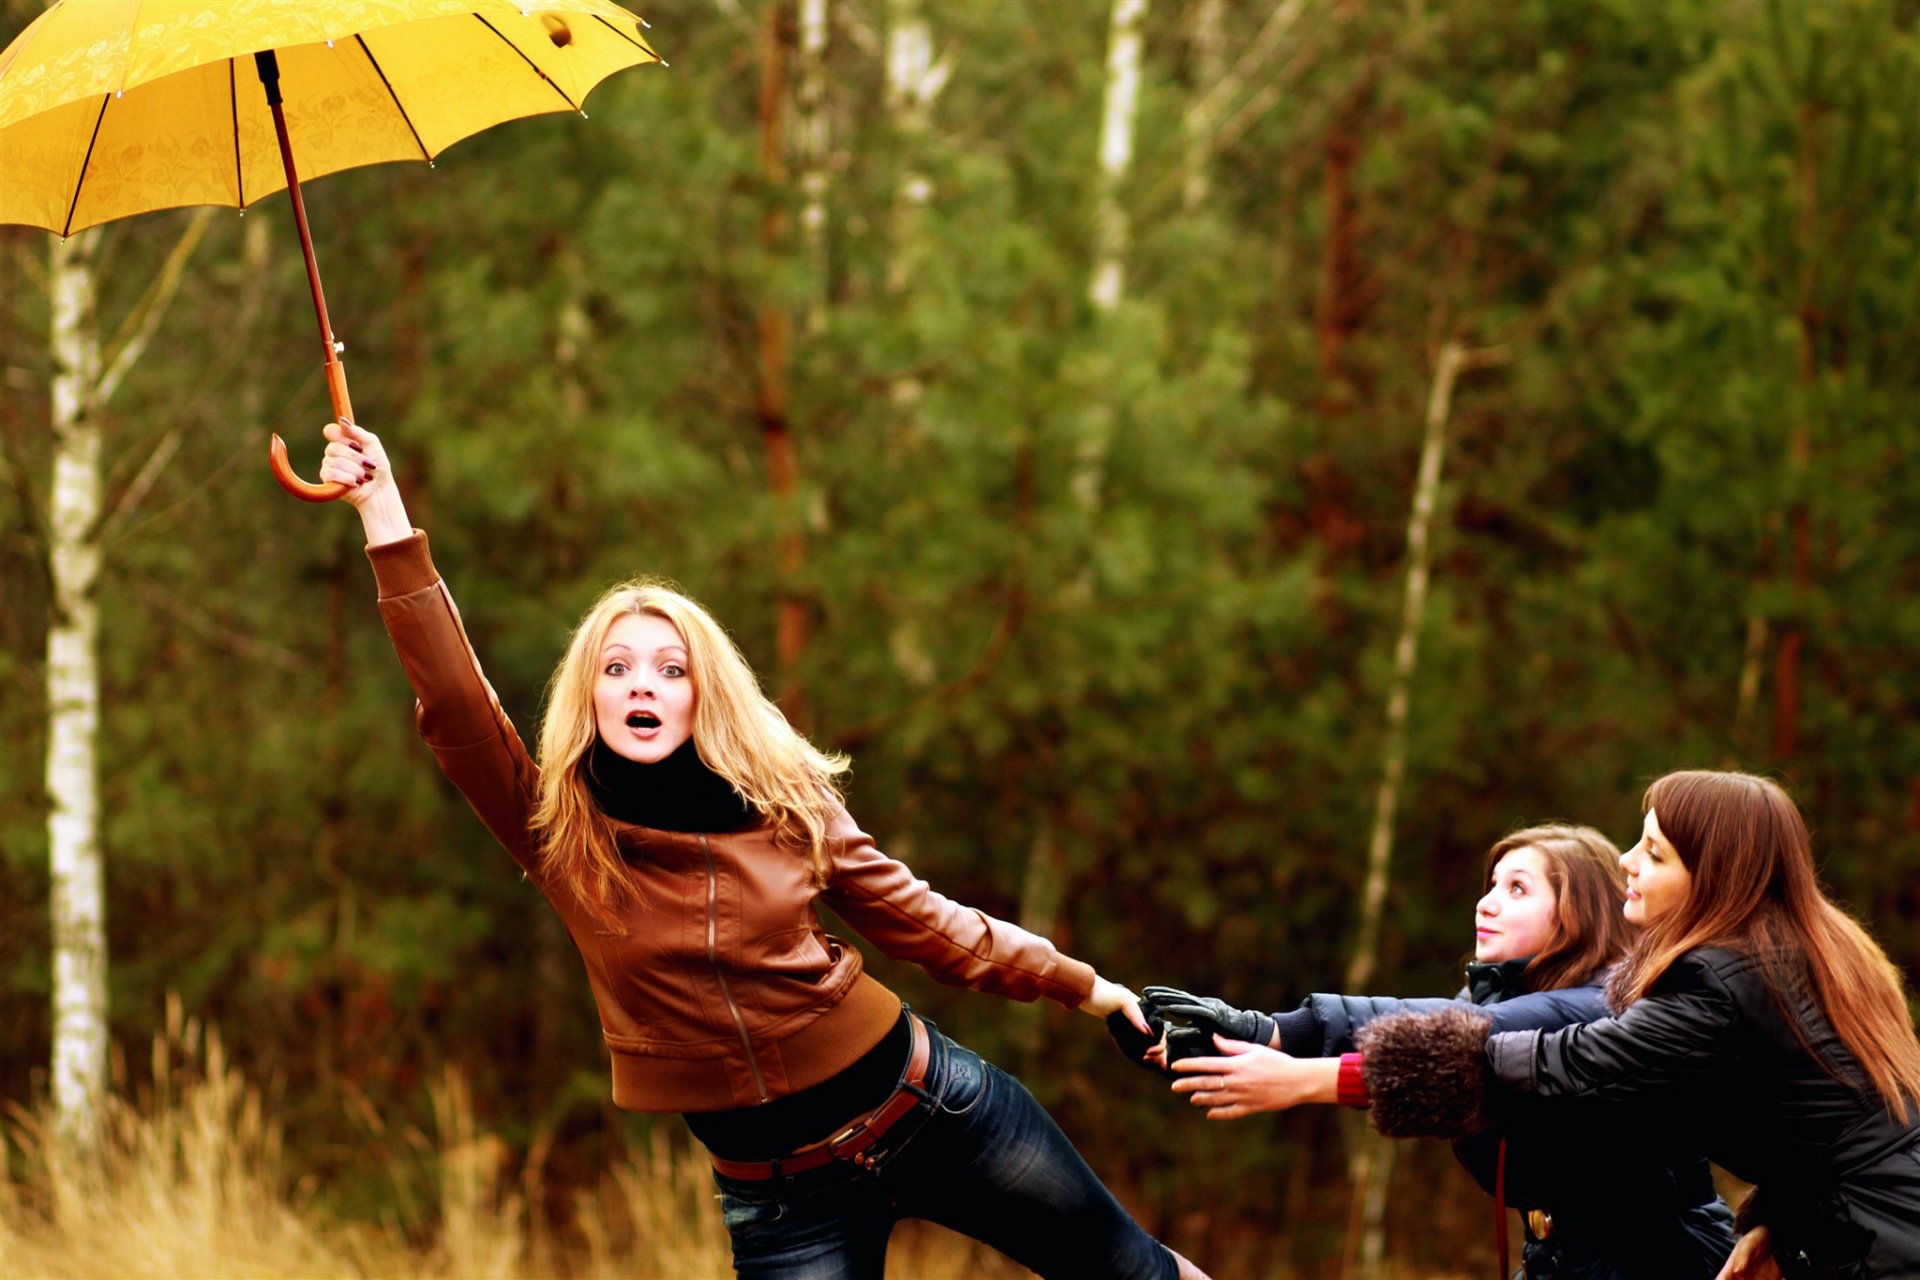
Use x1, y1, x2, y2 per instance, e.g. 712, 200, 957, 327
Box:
586, 738, 757, 833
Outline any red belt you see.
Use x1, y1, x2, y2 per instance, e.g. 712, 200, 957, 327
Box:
710, 1012, 933, 1181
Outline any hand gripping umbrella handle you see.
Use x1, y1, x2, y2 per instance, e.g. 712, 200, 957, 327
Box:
268, 351, 354, 502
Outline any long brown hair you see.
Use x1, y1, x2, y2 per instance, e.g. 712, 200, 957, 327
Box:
1484, 824, 1633, 993
530, 579, 849, 931
1606, 770, 1920, 1116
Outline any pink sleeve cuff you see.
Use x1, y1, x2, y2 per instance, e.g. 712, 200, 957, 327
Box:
1337, 1052, 1371, 1109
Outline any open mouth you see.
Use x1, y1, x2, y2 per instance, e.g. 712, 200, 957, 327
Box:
626, 710, 661, 730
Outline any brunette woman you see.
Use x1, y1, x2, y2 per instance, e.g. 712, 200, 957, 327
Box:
1359, 771, 1920, 1279
1143, 825, 1734, 1278
314, 420, 1207, 1280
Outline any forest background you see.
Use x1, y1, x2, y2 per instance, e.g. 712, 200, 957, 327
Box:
4, 0, 1920, 1276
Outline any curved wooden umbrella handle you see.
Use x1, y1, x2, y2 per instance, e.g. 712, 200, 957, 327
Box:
268, 352, 354, 502
268, 433, 349, 502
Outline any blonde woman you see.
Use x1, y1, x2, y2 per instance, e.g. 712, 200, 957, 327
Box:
314, 419, 1207, 1280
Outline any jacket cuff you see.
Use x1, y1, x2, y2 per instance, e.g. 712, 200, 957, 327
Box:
1336, 1053, 1370, 1108
1355, 1006, 1494, 1139
366, 530, 437, 599
1486, 1028, 1541, 1091
1049, 955, 1098, 1008
1272, 1006, 1322, 1056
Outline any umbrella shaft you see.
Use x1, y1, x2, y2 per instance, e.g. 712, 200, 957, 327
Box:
256, 50, 353, 423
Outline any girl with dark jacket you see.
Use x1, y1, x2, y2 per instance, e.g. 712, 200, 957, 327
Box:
1142, 825, 1735, 1278
313, 419, 1208, 1280
1360, 771, 1920, 1280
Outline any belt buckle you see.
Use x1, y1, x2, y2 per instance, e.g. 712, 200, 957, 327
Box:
1526, 1209, 1553, 1239
827, 1119, 882, 1170
827, 1120, 871, 1155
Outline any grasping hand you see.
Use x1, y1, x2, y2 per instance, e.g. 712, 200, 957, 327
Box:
1081, 975, 1153, 1035
318, 418, 410, 543
319, 417, 390, 504
1714, 1227, 1780, 1280
1170, 1036, 1340, 1120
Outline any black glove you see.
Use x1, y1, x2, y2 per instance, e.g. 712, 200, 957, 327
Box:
1106, 998, 1167, 1073
1143, 986, 1277, 1060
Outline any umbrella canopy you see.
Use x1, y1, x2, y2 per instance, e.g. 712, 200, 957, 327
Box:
0, 0, 661, 236
0, 0, 660, 499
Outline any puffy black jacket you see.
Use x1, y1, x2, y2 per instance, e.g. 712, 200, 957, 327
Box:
1289, 958, 1734, 1279
1488, 946, 1920, 1279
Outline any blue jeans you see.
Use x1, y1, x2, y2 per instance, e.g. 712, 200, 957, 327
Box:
711, 1019, 1178, 1280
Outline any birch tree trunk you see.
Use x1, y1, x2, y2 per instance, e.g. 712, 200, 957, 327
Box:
884, 0, 945, 300
797, 0, 830, 335
1088, 0, 1147, 313
1338, 338, 1504, 1279
1346, 340, 1469, 993
1011, 812, 1067, 1062
1071, 0, 1148, 521
46, 228, 105, 1146
1181, 0, 1225, 212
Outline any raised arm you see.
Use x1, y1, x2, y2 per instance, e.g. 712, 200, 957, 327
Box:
319, 418, 545, 875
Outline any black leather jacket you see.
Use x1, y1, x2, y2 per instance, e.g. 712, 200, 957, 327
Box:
1294, 959, 1733, 1279
1489, 947, 1920, 1279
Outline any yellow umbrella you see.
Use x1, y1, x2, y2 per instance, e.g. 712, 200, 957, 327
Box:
0, 0, 661, 499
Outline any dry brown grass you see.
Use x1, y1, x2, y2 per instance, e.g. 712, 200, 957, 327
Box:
0, 1001, 1028, 1279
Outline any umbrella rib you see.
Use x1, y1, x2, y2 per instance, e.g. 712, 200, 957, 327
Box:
62, 93, 112, 239
591, 13, 655, 55
353, 35, 430, 161
230, 59, 245, 207
471, 14, 581, 113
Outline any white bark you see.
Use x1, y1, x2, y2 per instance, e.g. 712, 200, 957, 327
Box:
884, 0, 947, 298
1338, 338, 1504, 1277
1011, 814, 1067, 1060
1088, 0, 1147, 312
1332, 342, 1470, 1280
1346, 340, 1467, 993
1072, 0, 1149, 525
47, 228, 106, 1146
1182, 0, 1226, 212
797, 0, 830, 334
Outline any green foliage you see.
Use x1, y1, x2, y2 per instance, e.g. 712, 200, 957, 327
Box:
6, 0, 1920, 1270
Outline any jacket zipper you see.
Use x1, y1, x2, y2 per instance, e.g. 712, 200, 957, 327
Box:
702, 835, 769, 1103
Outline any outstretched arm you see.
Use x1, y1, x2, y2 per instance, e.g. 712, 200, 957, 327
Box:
1168, 1036, 1348, 1119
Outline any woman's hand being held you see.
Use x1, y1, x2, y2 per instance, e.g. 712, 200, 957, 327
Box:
1080, 976, 1153, 1035
1714, 1227, 1779, 1280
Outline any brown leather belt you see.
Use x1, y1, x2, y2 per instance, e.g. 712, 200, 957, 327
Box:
711, 1012, 933, 1181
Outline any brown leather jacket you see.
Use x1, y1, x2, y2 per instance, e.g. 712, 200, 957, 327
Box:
367, 533, 1096, 1112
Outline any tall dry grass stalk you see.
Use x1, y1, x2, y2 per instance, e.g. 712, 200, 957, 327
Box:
0, 995, 360, 1279
0, 998, 1036, 1278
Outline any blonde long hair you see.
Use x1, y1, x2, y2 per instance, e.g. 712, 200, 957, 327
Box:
530, 579, 849, 929
1606, 770, 1920, 1117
